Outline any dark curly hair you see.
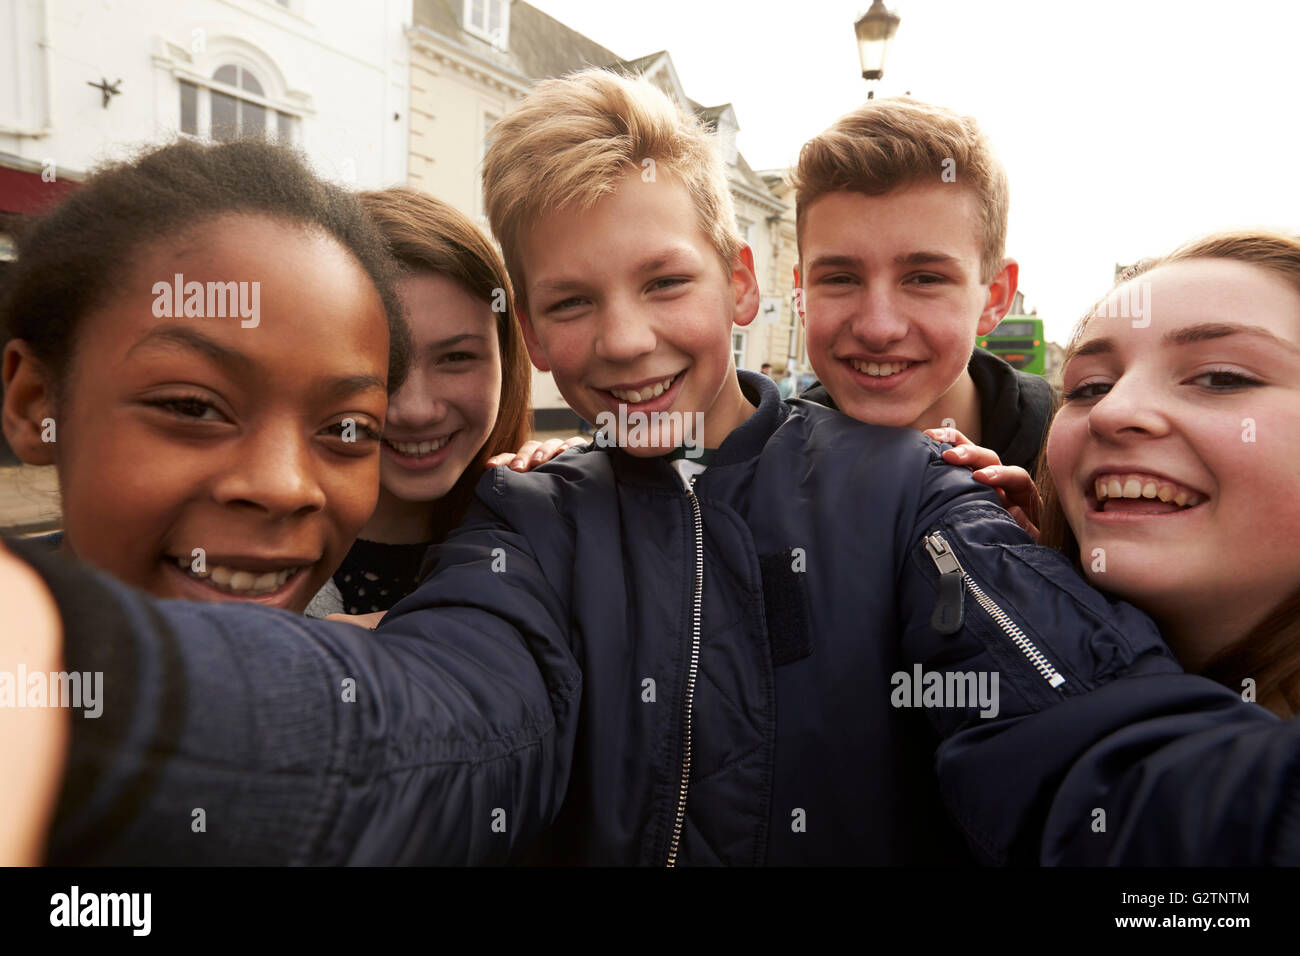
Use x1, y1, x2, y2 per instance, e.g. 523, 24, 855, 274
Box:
0, 138, 410, 398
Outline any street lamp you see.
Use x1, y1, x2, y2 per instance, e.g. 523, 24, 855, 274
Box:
854, 0, 901, 98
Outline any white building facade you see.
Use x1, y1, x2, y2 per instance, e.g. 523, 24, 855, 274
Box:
0, 0, 411, 195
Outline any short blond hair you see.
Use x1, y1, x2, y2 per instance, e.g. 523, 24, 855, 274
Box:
791, 97, 1009, 283
482, 68, 743, 310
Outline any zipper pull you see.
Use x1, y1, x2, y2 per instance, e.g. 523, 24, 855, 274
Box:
924, 532, 965, 635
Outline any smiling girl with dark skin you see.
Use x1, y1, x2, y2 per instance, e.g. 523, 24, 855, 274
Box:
1, 139, 410, 614
2, 143, 580, 621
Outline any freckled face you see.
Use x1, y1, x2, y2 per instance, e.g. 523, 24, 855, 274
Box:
1048, 259, 1300, 639
517, 169, 758, 455
53, 213, 391, 612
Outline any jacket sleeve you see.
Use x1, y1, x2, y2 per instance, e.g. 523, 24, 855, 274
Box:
8, 491, 581, 865
896, 447, 1300, 865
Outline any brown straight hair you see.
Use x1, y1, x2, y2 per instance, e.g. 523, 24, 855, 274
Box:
359, 187, 533, 541
790, 97, 1009, 284
1038, 230, 1300, 716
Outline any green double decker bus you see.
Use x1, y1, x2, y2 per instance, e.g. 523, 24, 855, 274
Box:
979, 316, 1046, 375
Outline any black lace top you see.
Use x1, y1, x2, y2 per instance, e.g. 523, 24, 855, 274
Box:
330, 538, 433, 614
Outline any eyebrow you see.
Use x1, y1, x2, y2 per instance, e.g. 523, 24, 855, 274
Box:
806, 251, 963, 271
427, 333, 489, 350
1163, 322, 1299, 352
127, 325, 254, 376
321, 373, 387, 398
530, 248, 697, 295
129, 325, 386, 396
1072, 322, 1300, 359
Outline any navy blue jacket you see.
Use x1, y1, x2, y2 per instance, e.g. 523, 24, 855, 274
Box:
19, 371, 1300, 864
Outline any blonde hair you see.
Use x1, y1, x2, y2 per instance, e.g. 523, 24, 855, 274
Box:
482, 68, 743, 310
791, 97, 1009, 284
1038, 229, 1300, 716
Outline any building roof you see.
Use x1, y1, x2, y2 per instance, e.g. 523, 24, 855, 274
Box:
413, 1, 783, 211
414, 0, 624, 81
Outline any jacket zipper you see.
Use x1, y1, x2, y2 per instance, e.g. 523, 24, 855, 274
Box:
924, 531, 1066, 690
666, 477, 705, 867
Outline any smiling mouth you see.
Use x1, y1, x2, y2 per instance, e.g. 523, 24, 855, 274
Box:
1091, 472, 1207, 512
384, 432, 457, 458
849, 359, 918, 378
604, 372, 681, 404
170, 556, 307, 597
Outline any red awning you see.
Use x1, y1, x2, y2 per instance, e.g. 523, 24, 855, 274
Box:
0, 163, 79, 215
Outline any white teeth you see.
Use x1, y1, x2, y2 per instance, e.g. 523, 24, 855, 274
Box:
388, 435, 451, 456
173, 558, 298, 595
1094, 473, 1204, 509
609, 375, 676, 403
851, 360, 913, 377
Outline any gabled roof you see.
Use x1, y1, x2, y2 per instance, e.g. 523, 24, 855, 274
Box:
413, 0, 623, 80
413, 1, 783, 211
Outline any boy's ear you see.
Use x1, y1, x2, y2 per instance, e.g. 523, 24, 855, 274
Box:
729, 244, 761, 328
976, 257, 1020, 336
514, 305, 552, 373
2, 340, 57, 466
792, 264, 806, 327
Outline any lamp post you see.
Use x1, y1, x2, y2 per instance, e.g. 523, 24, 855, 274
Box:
854, 0, 901, 99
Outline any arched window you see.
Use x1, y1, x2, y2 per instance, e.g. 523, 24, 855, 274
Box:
178, 60, 297, 144
210, 64, 267, 142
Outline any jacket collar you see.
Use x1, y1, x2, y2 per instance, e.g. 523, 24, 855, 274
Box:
713, 369, 785, 468
606, 369, 786, 488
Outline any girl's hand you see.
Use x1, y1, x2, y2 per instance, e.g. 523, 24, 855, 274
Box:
923, 427, 1042, 540
324, 611, 386, 630
0, 541, 69, 865
486, 436, 589, 472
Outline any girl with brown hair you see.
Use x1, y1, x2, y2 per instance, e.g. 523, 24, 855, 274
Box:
930, 230, 1300, 717
312, 187, 582, 616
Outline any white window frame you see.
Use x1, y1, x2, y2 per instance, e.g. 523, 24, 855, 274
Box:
732, 329, 748, 370
464, 0, 510, 49
178, 59, 300, 146
736, 217, 756, 247
1, 0, 51, 136
476, 105, 500, 219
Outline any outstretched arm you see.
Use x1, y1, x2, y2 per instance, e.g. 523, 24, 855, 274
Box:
0, 541, 68, 865
2, 502, 581, 865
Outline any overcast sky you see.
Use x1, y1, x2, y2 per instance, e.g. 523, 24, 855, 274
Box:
530, 0, 1300, 344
